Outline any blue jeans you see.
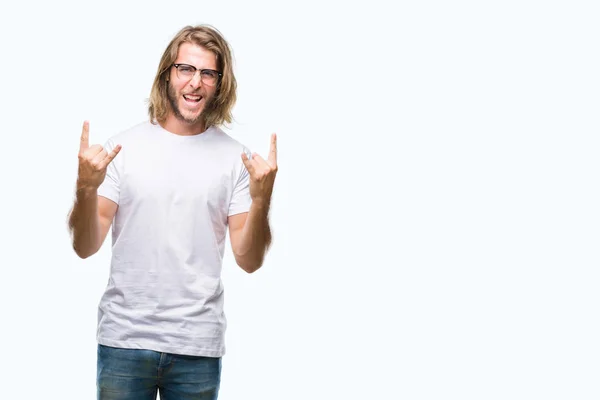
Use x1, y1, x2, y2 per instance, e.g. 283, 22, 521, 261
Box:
97, 344, 222, 400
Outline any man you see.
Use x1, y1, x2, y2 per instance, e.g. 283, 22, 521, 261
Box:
68, 24, 277, 400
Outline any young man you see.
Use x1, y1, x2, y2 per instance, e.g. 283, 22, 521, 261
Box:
68, 25, 277, 400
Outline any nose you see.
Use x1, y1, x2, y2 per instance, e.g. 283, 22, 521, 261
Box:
188, 70, 203, 88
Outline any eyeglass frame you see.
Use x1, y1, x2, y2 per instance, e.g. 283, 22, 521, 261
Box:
171, 63, 223, 85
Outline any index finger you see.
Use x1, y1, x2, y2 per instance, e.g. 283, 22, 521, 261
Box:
80, 121, 90, 153
268, 133, 277, 165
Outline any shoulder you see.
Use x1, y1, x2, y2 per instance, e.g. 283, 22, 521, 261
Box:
209, 126, 250, 154
105, 120, 156, 145
207, 127, 252, 176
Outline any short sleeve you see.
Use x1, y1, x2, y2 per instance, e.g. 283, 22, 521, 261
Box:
228, 148, 252, 216
97, 138, 120, 204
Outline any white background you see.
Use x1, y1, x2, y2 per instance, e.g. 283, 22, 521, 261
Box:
0, 0, 599, 399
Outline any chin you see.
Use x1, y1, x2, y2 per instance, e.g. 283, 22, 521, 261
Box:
179, 106, 204, 123
184, 112, 204, 124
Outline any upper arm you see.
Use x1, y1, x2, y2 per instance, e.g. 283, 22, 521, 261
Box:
228, 212, 248, 257
98, 195, 118, 246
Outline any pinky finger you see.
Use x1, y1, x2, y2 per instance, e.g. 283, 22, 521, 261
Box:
99, 145, 122, 169
241, 152, 255, 173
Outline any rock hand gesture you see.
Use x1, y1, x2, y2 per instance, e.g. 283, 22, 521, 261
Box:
77, 121, 122, 191
241, 133, 278, 206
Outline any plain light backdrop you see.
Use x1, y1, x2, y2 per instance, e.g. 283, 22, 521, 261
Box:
1, 0, 599, 399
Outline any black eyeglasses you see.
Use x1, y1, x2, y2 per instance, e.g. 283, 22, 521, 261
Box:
172, 64, 222, 86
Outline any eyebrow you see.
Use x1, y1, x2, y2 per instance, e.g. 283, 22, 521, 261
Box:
174, 62, 217, 70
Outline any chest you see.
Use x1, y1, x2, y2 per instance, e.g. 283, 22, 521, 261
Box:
119, 144, 233, 207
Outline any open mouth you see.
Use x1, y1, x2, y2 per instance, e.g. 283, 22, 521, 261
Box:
183, 94, 203, 105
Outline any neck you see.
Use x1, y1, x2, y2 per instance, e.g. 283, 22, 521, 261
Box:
161, 114, 207, 136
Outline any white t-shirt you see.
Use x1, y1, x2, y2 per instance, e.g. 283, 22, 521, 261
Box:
96, 120, 252, 357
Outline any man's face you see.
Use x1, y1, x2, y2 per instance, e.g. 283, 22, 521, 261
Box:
167, 42, 219, 125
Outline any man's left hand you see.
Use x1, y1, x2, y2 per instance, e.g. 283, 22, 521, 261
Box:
241, 133, 278, 206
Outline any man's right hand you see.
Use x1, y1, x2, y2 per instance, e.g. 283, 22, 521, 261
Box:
77, 121, 122, 191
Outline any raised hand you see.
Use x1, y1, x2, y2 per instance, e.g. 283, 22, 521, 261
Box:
77, 121, 122, 191
241, 133, 278, 206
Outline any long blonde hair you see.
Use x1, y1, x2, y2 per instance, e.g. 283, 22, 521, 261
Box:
148, 25, 237, 128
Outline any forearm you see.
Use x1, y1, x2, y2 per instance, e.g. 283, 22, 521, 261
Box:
68, 186, 101, 259
234, 201, 272, 273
